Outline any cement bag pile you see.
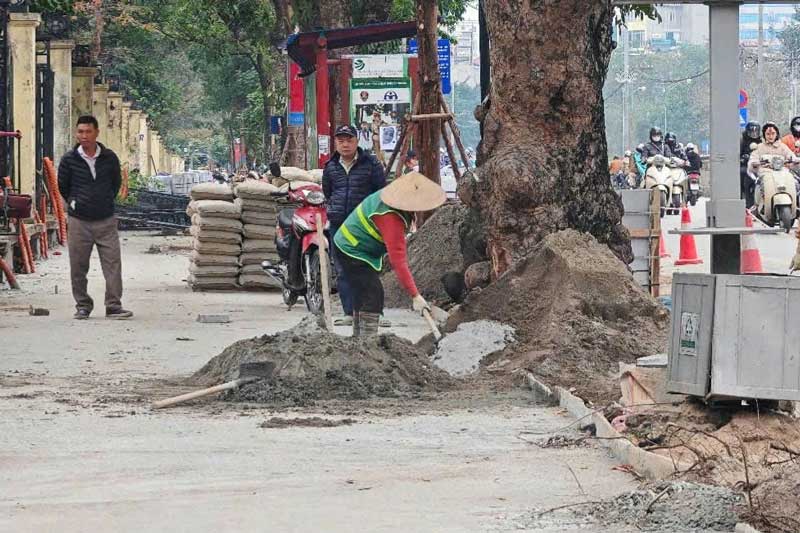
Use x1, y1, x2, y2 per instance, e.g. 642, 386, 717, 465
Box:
234, 181, 282, 290
186, 189, 242, 291
270, 166, 320, 187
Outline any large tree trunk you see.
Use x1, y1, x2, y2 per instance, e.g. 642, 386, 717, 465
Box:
466, 0, 632, 276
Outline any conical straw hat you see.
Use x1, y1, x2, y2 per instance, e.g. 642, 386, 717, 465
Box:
380, 171, 447, 212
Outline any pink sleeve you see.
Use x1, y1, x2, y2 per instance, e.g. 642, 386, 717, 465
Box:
373, 213, 419, 297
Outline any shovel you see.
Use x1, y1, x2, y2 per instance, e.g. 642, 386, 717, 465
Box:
152, 361, 276, 409
422, 308, 443, 342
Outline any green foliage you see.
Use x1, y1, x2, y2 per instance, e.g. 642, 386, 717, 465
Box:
118, 169, 165, 206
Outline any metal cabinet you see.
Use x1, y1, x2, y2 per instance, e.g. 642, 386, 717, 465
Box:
668, 273, 800, 401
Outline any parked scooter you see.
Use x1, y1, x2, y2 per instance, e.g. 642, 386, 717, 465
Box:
261, 181, 334, 314
751, 154, 798, 232
668, 157, 688, 213
641, 154, 673, 217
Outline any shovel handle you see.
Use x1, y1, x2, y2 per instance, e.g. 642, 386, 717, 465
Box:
422, 308, 442, 341
152, 377, 254, 409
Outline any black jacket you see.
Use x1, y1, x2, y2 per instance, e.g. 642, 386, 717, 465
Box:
58, 143, 121, 221
642, 141, 674, 160
322, 148, 385, 226
686, 151, 702, 173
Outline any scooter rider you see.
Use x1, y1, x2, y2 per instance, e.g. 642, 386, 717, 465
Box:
740, 121, 762, 207
747, 122, 795, 209
782, 116, 800, 156
665, 132, 686, 160
641, 127, 674, 160
685, 143, 702, 173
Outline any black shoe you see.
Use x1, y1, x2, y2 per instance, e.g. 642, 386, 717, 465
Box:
106, 308, 133, 320
74, 309, 90, 320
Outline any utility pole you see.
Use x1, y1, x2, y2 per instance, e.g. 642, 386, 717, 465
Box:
756, 4, 764, 122
622, 24, 630, 154
416, 0, 441, 186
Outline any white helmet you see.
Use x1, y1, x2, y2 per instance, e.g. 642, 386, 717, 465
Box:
686, 143, 696, 152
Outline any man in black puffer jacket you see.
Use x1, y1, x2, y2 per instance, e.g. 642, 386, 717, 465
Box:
323, 124, 386, 325
58, 115, 132, 320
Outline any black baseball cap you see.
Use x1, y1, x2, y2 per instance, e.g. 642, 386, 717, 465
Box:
334, 124, 357, 137
407, 149, 417, 159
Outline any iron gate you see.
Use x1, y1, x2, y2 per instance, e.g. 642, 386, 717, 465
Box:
35, 41, 54, 211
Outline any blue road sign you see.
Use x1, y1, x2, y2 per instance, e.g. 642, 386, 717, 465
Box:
407, 38, 452, 94
739, 107, 748, 128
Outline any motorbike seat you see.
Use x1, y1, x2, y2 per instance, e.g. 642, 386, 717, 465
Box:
278, 208, 296, 230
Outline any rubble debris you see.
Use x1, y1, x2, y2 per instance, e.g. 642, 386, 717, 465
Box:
445, 229, 669, 404
431, 320, 515, 376
520, 481, 741, 532
28, 306, 49, 316
259, 416, 356, 429
192, 317, 453, 406
196, 314, 231, 324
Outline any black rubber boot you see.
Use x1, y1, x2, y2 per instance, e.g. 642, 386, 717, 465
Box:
359, 312, 380, 336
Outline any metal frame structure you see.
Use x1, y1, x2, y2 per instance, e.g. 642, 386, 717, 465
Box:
34, 38, 53, 212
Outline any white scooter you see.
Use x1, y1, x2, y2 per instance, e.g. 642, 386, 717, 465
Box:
752, 155, 798, 232
641, 154, 673, 218
668, 157, 688, 214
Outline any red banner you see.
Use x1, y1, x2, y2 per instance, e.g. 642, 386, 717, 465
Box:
289, 62, 304, 113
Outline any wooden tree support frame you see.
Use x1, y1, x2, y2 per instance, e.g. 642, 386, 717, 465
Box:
384, 91, 473, 182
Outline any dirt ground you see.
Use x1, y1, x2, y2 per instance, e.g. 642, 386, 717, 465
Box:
0, 232, 642, 532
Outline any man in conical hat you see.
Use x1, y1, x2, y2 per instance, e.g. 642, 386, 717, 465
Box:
333, 172, 446, 336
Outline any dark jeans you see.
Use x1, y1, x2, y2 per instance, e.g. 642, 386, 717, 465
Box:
330, 223, 353, 315
741, 167, 755, 208
339, 253, 383, 314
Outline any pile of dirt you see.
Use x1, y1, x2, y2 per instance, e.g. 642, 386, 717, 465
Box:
383, 204, 485, 307
192, 317, 453, 406
618, 401, 800, 533
445, 229, 669, 404
517, 481, 741, 532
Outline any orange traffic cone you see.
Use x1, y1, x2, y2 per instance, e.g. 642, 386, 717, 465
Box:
741, 210, 764, 274
674, 207, 703, 265
659, 230, 670, 258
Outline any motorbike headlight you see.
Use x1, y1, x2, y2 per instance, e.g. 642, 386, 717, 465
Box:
306, 190, 325, 205
292, 214, 312, 232
772, 157, 785, 171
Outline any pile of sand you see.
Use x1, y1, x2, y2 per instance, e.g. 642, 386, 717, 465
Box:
192, 317, 453, 406
445, 229, 669, 404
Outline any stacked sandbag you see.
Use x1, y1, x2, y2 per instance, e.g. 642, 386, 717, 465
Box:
271, 166, 321, 187
187, 185, 242, 291
234, 181, 282, 290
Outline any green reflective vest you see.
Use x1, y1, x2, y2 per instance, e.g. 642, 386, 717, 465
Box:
333, 190, 411, 271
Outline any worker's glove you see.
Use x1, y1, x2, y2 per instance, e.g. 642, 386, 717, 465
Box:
412, 294, 431, 316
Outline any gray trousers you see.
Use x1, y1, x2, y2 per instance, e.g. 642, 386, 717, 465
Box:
67, 215, 123, 313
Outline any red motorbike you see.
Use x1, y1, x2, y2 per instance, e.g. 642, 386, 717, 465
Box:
262, 181, 333, 314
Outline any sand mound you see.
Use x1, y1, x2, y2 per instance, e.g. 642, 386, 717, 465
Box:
192, 317, 453, 406
446, 229, 669, 404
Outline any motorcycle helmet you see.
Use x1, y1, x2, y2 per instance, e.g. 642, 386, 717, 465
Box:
744, 121, 761, 141
649, 127, 663, 143
635, 143, 645, 155
686, 143, 696, 152
665, 132, 677, 147
791, 116, 800, 134
762, 121, 780, 139
624, 150, 632, 157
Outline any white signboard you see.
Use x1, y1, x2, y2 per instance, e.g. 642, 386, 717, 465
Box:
380, 125, 398, 151
318, 135, 330, 156
352, 55, 406, 78
679, 312, 700, 357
